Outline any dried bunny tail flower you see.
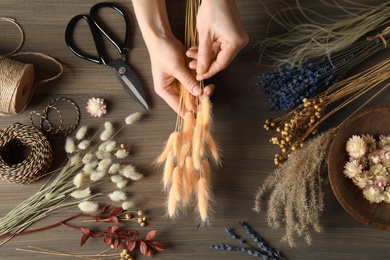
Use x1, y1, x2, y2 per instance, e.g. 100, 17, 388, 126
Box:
109, 163, 121, 174
108, 190, 127, 201
182, 156, 194, 205
86, 97, 107, 118
156, 132, 180, 164
201, 97, 212, 133
127, 171, 143, 181
83, 161, 98, 174
125, 112, 142, 125
82, 153, 94, 164
78, 140, 91, 150
170, 167, 182, 202
73, 172, 85, 188
206, 134, 221, 167
76, 125, 88, 140
70, 154, 82, 166
98, 141, 109, 151
71, 187, 91, 199
197, 177, 213, 226
183, 112, 196, 143
100, 122, 114, 141
90, 171, 106, 181
116, 179, 128, 188
116, 148, 129, 159
97, 158, 112, 172
78, 201, 99, 213
65, 137, 76, 154
111, 175, 124, 183
95, 150, 110, 160
163, 151, 174, 191
120, 164, 136, 177
122, 200, 135, 210
105, 140, 117, 152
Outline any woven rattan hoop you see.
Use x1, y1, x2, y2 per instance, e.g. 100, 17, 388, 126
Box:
0, 123, 53, 184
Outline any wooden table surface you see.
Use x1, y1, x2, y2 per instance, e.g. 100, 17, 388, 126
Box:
1, 0, 390, 259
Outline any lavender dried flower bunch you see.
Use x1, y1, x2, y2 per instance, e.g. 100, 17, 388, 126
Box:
256, 32, 390, 111
210, 221, 283, 259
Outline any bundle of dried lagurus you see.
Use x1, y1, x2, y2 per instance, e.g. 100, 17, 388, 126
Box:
156, 0, 221, 226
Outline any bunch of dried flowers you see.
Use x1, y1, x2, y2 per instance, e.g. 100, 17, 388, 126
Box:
256, 1, 390, 111
210, 221, 283, 259
0, 112, 144, 245
264, 58, 390, 165
7, 206, 166, 259
344, 134, 390, 203
155, 0, 221, 226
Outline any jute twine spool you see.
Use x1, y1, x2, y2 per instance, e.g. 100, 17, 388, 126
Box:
0, 17, 63, 116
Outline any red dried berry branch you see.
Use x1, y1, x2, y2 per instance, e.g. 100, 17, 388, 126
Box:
0, 206, 166, 257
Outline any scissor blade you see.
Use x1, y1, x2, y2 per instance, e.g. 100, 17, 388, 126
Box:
109, 59, 148, 110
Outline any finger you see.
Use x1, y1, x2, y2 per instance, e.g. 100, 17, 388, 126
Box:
203, 84, 215, 97
186, 46, 198, 59
175, 66, 201, 96
198, 47, 237, 80
196, 36, 213, 76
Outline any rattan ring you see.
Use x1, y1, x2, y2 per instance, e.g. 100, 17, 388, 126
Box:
0, 122, 53, 184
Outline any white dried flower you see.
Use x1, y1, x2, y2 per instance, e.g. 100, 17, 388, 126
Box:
363, 186, 384, 203
78, 201, 99, 213
100, 122, 114, 141
125, 112, 142, 125
82, 153, 94, 164
121, 200, 135, 210
116, 179, 128, 188
343, 160, 362, 179
120, 164, 136, 177
73, 172, 85, 188
116, 148, 129, 159
128, 171, 143, 181
78, 140, 91, 150
346, 135, 366, 158
90, 171, 106, 181
95, 150, 110, 160
65, 137, 76, 154
76, 125, 88, 140
111, 175, 124, 183
97, 158, 112, 172
105, 140, 117, 152
108, 190, 127, 201
109, 163, 121, 174
99, 141, 109, 151
86, 97, 107, 118
83, 161, 98, 174
70, 155, 82, 166
71, 187, 91, 199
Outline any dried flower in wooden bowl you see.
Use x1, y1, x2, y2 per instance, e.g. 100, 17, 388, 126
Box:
328, 104, 390, 230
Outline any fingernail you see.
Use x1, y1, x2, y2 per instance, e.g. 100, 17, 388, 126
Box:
192, 86, 200, 95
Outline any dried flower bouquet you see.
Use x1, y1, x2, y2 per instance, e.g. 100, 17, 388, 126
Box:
156, 0, 221, 226
0, 112, 144, 245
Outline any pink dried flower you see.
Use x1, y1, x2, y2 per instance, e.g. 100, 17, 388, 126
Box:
86, 97, 107, 118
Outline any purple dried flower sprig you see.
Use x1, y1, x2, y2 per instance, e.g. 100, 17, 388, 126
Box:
210, 221, 283, 259
256, 32, 390, 111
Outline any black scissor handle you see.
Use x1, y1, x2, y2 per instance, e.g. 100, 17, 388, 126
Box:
65, 14, 106, 65
90, 2, 131, 54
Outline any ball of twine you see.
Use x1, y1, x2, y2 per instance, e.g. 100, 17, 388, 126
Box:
0, 123, 53, 185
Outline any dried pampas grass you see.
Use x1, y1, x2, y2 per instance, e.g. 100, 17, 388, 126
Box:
254, 128, 337, 247
156, 0, 220, 226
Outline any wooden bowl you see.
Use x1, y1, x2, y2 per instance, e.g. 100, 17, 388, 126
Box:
328, 104, 390, 230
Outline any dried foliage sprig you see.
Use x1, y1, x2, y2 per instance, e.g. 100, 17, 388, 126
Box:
210, 221, 283, 259
156, 0, 221, 226
0, 112, 144, 246
265, 58, 390, 165
258, 0, 390, 67
3, 206, 166, 258
256, 30, 390, 110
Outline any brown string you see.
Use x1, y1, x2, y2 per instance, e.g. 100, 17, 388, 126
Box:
367, 26, 390, 48
0, 17, 24, 56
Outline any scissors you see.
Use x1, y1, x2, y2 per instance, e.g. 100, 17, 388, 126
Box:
65, 2, 148, 110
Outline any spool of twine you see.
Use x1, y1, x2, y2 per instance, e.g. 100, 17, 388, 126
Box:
0, 17, 63, 116
0, 56, 35, 116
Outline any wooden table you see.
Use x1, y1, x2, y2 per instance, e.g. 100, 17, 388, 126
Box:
1, 0, 390, 259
